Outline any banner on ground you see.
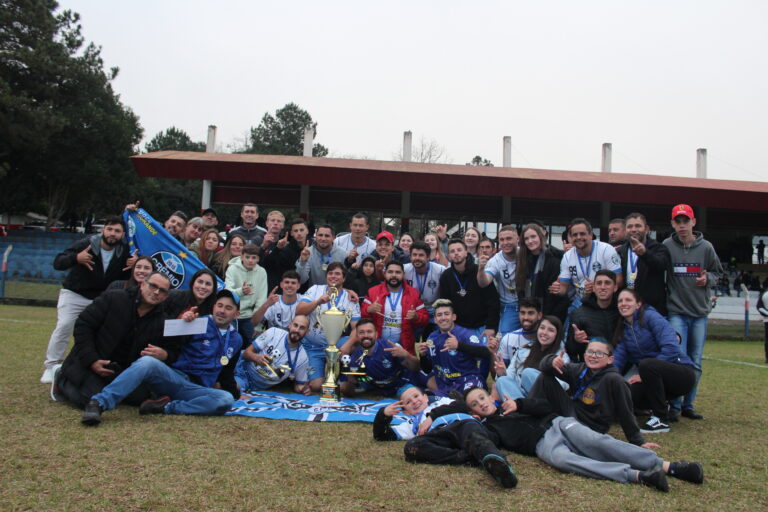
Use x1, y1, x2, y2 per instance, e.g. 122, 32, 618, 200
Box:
123, 208, 225, 291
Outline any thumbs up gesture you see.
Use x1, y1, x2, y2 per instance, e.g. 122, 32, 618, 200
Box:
405, 305, 417, 321
242, 282, 252, 296
552, 349, 566, 374
572, 324, 588, 344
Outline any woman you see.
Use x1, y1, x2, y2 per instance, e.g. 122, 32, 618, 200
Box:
463, 227, 482, 264
106, 256, 155, 291
344, 256, 380, 302
397, 233, 414, 261
494, 316, 565, 400
612, 289, 696, 434
195, 228, 222, 268
165, 268, 218, 318
183, 217, 204, 248
515, 222, 568, 323
424, 232, 449, 267
211, 233, 245, 279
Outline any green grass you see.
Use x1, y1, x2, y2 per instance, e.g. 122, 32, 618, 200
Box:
1, 280, 61, 301
1, 305, 767, 511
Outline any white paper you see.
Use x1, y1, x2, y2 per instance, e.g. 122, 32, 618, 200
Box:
164, 318, 208, 336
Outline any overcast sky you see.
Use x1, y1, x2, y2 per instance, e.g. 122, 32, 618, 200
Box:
60, 0, 767, 182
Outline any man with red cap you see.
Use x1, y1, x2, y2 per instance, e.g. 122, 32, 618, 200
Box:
370, 231, 410, 280
663, 204, 722, 424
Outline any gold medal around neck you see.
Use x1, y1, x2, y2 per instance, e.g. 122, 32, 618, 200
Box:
220, 356, 229, 366
458, 289, 467, 297
321, 264, 328, 271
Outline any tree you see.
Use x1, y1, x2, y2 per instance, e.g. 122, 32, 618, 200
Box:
243, 103, 328, 157
145, 126, 206, 153
0, 0, 142, 226
466, 155, 494, 167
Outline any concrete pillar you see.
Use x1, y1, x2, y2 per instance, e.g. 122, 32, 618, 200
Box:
303, 127, 315, 157
299, 185, 310, 220
601, 143, 612, 173
502, 197, 512, 224
403, 131, 413, 162
599, 142, 612, 241
201, 125, 217, 210
503, 136, 512, 167
696, 148, 707, 179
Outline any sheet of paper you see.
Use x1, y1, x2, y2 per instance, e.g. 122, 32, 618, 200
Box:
164, 318, 208, 336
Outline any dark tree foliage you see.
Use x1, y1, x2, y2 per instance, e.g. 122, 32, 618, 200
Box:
466, 155, 494, 167
243, 103, 329, 157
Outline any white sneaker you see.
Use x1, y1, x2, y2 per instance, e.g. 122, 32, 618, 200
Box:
40, 364, 61, 384
50, 366, 63, 401
640, 416, 670, 434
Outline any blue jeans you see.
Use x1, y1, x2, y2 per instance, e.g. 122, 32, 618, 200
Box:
495, 368, 549, 400
668, 314, 707, 411
92, 356, 234, 415
498, 303, 521, 336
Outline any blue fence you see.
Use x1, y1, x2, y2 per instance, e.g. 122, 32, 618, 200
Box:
0, 231, 83, 284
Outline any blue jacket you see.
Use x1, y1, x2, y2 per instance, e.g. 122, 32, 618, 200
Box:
613, 306, 694, 370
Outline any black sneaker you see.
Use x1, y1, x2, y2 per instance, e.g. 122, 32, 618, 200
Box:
139, 396, 171, 415
640, 416, 670, 433
681, 408, 704, 420
669, 461, 704, 484
639, 469, 669, 492
481, 454, 518, 489
81, 399, 103, 426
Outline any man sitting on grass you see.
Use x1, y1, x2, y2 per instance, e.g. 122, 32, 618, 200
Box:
80, 289, 243, 425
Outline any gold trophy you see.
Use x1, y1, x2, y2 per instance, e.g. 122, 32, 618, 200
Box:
260, 348, 291, 380
341, 349, 368, 377
317, 287, 350, 402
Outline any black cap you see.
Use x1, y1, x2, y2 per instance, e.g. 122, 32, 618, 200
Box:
201, 208, 218, 218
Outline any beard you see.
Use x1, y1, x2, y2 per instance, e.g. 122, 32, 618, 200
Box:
360, 336, 375, 349
387, 277, 402, 288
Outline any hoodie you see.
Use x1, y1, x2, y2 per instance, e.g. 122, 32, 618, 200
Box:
663, 232, 722, 317
225, 256, 267, 316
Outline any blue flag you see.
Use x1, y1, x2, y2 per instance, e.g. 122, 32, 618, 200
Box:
123, 208, 225, 291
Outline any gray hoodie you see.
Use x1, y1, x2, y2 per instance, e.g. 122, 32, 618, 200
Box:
663, 231, 722, 317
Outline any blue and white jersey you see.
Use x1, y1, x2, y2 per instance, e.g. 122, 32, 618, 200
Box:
484, 251, 518, 305
263, 294, 303, 330
404, 262, 445, 312
348, 338, 407, 388
301, 285, 361, 347
424, 325, 485, 386
498, 329, 536, 375
334, 233, 376, 265
172, 316, 243, 388
559, 241, 621, 298
234, 327, 309, 390
390, 396, 453, 440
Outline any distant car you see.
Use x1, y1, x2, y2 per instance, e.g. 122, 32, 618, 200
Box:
22, 221, 47, 231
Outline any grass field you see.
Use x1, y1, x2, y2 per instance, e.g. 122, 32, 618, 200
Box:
1, 305, 766, 512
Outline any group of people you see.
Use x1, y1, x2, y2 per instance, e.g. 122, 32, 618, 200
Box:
39, 201, 721, 491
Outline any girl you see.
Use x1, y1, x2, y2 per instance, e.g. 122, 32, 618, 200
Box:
344, 256, 380, 302
194, 228, 222, 268
424, 232, 449, 267
463, 227, 482, 264
166, 268, 218, 318
397, 233, 413, 261
515, 223, 568, 322
212, 233, 246, 279
106, 256, 155, 291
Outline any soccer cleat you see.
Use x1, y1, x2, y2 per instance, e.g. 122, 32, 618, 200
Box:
139, 396, 171, 415
81, 399, 103, 426
681, 408, 704, 420
481, 454, 518, 489
639, 469, 669, 492
669, 461, 704, 484
640, 416, 670, 434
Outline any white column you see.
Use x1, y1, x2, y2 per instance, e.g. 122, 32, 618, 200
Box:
303, 127, 315, 157
503, 136, 511, 167
201, 125, 217, 210
696, 148, 707, 179
600, 142, 612, 239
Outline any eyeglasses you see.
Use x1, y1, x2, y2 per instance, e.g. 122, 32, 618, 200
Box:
585, 349, 610, 358
146, 281, 170, 295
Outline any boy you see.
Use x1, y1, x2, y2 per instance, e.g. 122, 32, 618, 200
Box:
226, 244, 268, 342
251, 271, 303, 331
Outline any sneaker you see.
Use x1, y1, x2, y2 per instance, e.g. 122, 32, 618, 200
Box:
481, 454, 518, 489
139, 396, 171, 415
40, 364, 61, 384
640, 416, 670, 434
669, 461, 704, 484
639, 469, 669, 492
81, 399, 103, 426
681, 408, 704, 420
50, 366, 63, 402
667, 410, 679, 423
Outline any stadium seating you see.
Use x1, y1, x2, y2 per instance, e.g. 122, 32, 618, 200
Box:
0, 231, 84, 284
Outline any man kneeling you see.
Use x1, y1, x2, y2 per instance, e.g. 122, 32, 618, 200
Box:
81, 289, 243, 425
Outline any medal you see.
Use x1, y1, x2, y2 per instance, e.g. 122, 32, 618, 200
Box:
220, 356, 229, 366
458, 289, 467, 297
321, 264, 328, 271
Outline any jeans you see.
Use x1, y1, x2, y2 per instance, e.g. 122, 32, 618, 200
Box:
92, 356, 234, 415
495, 367, 541, 400
498, 303, 521, 336
668, 314, 708, 411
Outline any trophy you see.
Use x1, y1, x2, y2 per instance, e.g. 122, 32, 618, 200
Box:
341, 349, 368, 377
317, 287, 350, 402
260, 348, 291, 380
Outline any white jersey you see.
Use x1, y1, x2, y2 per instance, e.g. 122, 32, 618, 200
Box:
559, 241, 621, 298
404, 262, 445, 308
483, 251, 518, 305
391, 397, 454, 440
301, 285, 361, 347
334, 233, 377, 265
246, 328, 310, 387
263, 294, 303, 330
498, 329, 536, 376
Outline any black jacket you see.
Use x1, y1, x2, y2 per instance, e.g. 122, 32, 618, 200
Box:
617, 238, 670, 316
54, 235, 130, 299
262, 239, 304, 291
439, 260, 500, 331
566, 293, 620, 362
517, 245, 569, 323
60, 288, 184, 387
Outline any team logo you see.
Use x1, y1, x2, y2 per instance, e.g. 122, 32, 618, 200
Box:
591, 262, 603, 272
150, 251, 185, 289
428, 280, 437, 289
382, 358, 393, 369
226, 347, 234, 359
127, 217, 136, 238
580, 387, 598, 405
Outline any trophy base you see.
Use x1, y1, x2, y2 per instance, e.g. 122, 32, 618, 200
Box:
320, 384, 340, 403
341, 371, 367, 376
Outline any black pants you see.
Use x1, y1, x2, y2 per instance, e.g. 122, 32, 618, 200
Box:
632, 358, 695, 421
403, 420, 503, 465
527, 373, 577, 419
56, 370, 151, 409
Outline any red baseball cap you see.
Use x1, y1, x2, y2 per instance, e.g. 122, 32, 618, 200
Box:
376, 231, 394, 243
671, 204, 695, 220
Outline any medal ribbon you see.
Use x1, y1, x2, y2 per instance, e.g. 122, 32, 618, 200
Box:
571, 368, 596, 401
218, 327, 232, 365
414, 262, 430, 296
283, 332, 298, 375
452, 270, 469, 295
576, 241, 595, 283
387, 288, 403, 314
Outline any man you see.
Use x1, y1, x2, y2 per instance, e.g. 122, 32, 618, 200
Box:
566, 270, 620, 362
54, 272, 183, 409
228, 203, 267, 246
201, 208, 219, 230
362, 261, 428, 354
493, 297, 543, 372
617, 212, 671, 316
80, 289, 243, 425
295, 262, 361, 392
339, 318, 423, 397
478, 225, 520, 334
439, 239, 499, 345
370, 231, 409, 279
664, 204, 722, 421
259, 210, 286, 254
404, 241, 446, 339
296, 224, 347, 287
335, 212, 377, 267
608, 218, 626, 248
419, 299, 491, 396
164, 210, 188, 242
41, 216, 135, 383
263, 218, 309, 290
757, 240, 766, 265
478, 238, 495, 259
234, 315, 311, 394
251, 271, 303, 330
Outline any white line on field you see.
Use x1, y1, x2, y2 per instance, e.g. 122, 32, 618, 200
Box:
703, 356, 767, 369
0, 318, 38, 324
